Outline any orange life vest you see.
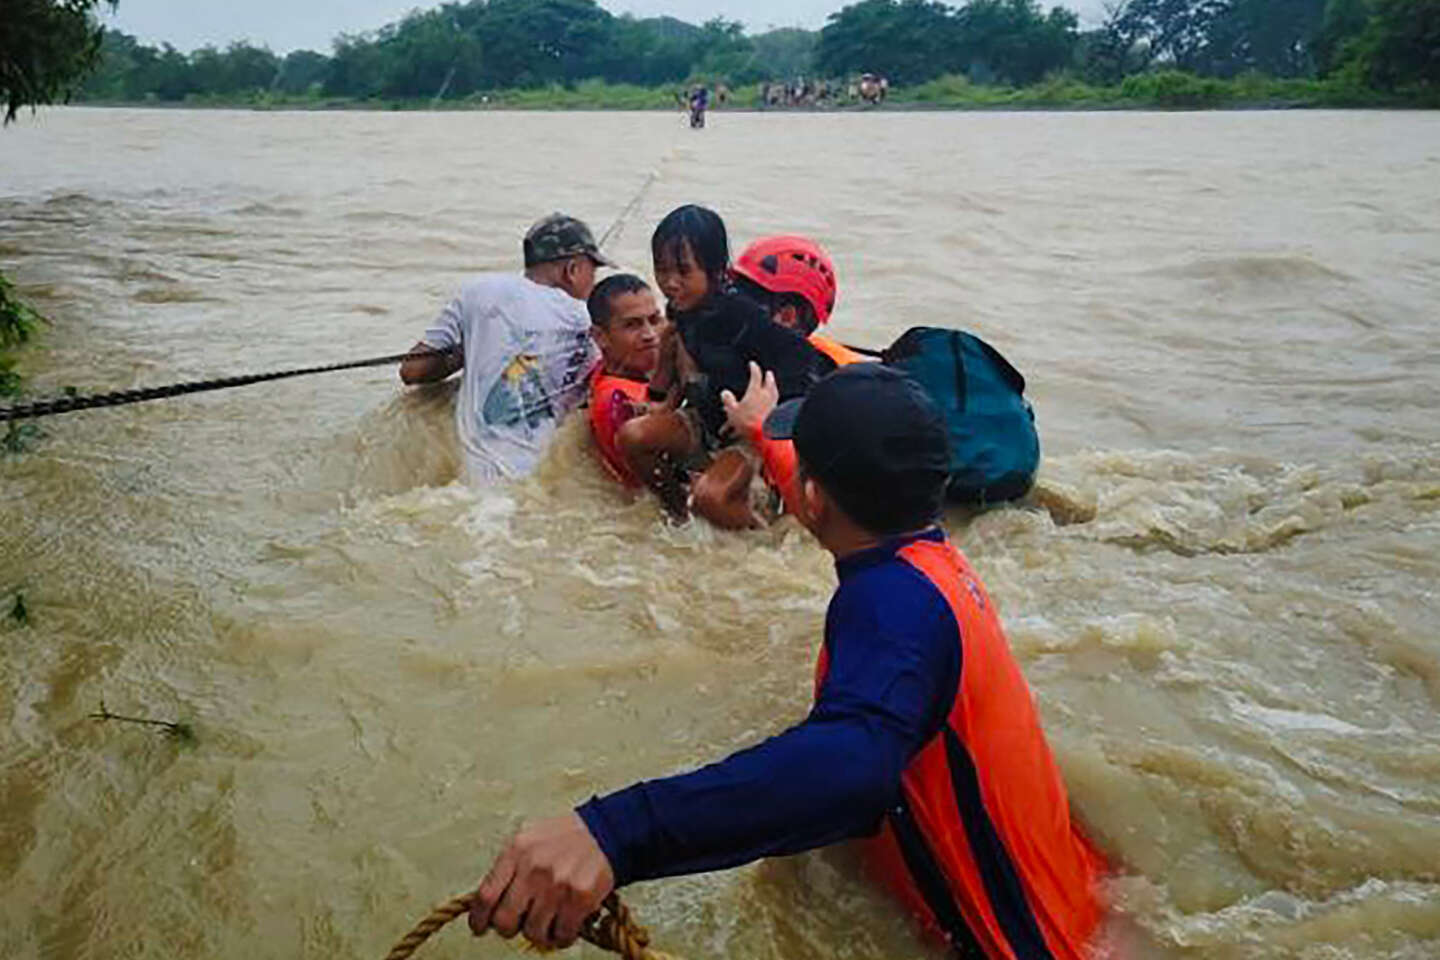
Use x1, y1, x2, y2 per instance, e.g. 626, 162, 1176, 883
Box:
815, 536, 1107, 960
589, 372, 649, 486
748, 335, 867, 514
808, 333, 871, 367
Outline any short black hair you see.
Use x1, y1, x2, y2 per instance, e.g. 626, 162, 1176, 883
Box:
588, 273, 651, 327
799, 457, 945, 536
651, 204, 729, 287
733, 276, 820, 336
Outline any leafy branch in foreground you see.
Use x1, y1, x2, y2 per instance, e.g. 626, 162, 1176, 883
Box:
89, 699, 197, 743
1, 0, 118, 124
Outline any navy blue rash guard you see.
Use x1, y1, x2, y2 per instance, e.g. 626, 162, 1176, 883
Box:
576, 528, 962, 886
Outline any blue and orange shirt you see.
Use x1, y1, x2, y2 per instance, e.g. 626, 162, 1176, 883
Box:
577, 529, 1106, 958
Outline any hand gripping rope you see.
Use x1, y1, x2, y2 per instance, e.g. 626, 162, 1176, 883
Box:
1, 139, 679, 425
383, 891, 679, 960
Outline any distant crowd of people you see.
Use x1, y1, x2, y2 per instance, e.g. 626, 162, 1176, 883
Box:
670, 76, 891, 118
760, 73, 889, 108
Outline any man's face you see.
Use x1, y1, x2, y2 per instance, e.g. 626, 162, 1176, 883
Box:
593, 288, 667, 379
653, 240, 709, 314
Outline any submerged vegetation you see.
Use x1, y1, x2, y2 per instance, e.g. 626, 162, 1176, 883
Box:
0, 272, 46, 399
90, 700, 197, 744
8, 590, 28, 626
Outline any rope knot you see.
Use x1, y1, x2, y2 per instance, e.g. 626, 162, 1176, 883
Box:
384, 889, 676, 960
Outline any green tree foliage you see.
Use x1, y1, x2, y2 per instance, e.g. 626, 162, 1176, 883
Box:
58, 0, 1438, 100
1100, 0, 1234, 74
955, 0, 1078, 85
276, 50, 330, 95
1216, 0, 1329, 76
1351, 0, 1440, 89
815, 0, 964, 84
469, 0, 611, 87
1, 0, 116, 122
1085, 0, 1382, 80
748, 28, 818, 79
78, 0, 793, 100
190, 42, 280, 95
1313, 0, 1373, 72
815, 0, 1077, 85
690, 18, 757, 82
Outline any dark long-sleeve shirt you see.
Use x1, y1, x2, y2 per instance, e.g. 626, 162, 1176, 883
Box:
576, 529, 962, 885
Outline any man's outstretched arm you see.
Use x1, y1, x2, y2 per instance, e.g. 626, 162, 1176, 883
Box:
466, 572, 960, 949
401, 295, 466, 384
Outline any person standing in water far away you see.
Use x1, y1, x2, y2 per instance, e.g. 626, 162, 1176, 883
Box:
585, 274, 667, 486
688, 85, 709, 128
464, 363, 1109, 960
399, 213, 610, 483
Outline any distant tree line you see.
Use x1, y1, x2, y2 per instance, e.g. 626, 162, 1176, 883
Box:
1080, 0, 1439, 88
817, 0, 1439, 90
80, 0, 791, 102
67, 0, 1440, 102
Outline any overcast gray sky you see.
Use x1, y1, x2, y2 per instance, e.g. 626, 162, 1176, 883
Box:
101, 0, 1111, 55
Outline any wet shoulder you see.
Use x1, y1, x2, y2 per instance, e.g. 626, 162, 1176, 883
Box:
460, 273, 587, 327
828, 552, 957, 641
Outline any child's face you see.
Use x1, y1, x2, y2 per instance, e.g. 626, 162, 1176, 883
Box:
653, 240, 710, 314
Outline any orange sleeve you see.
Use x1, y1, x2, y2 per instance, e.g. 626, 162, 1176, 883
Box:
750, 422, 801, 517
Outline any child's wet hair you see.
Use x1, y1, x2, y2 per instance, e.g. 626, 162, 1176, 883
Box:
651, 205, 729, 285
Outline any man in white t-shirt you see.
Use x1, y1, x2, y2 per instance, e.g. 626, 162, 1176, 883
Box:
400, 213, 611, 482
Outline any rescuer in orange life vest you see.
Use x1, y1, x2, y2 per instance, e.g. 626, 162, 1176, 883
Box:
464, 362, 1110, 959
731, 233, 869, 368
726, 233, 870, 515
585, 274, 669, 486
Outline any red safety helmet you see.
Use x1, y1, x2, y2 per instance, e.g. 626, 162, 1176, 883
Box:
733, 235, 838, 326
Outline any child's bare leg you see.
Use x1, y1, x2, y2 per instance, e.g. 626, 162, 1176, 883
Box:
692, 448, 760, 530
617, 411, 696, 518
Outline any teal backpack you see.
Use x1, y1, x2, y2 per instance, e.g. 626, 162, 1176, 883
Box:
879, 327, 1038, 504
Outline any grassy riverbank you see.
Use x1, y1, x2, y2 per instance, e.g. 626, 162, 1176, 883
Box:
76, 70, 1437, 113
894, 70, 1433, 109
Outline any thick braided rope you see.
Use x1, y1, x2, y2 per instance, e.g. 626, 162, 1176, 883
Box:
0, 349, 444, 422
4, 141, 679, 427
384, 891, 679, 960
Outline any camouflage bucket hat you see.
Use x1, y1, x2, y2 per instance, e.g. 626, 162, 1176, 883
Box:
523, 213, 616, 268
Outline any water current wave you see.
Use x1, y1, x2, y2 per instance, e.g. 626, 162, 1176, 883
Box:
2, 108, 1438, 960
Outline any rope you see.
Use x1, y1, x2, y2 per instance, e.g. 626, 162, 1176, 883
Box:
597, 169, 660, 252
597, 122, 684, 252
0, 348, 449, 422
384, 891, 679, 960
5, 132, 681, 425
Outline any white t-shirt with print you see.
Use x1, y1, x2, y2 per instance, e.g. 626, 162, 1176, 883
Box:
422, 274, 597, 483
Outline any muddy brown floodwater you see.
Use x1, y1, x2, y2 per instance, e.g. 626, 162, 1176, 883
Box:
2, 107, 1438, 959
